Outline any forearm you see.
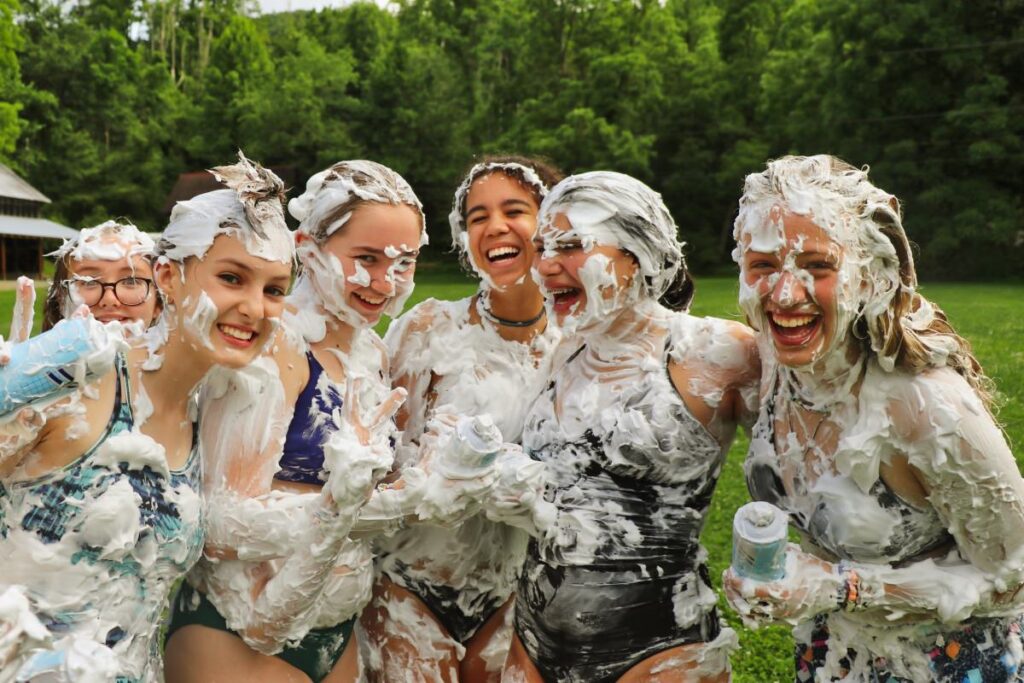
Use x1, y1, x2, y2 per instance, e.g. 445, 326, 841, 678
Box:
207, 429, 391, 651
840, 552, 1024, 623
203, 489, 322, 561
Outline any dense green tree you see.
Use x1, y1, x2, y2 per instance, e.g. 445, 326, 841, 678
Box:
0, 0, 25, 158
3, 0, 1021, 276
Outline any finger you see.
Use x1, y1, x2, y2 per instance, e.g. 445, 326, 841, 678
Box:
344, 377, 365, 427
366, 387, 406, 432
10, 277, 36, 343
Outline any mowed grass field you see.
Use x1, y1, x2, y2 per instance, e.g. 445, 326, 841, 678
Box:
2, 271, 1022, 681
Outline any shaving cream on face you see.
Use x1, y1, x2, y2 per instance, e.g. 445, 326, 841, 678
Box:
50, 222, 157, 322
288, 161, 425, 332
534, 172, 686, 338
733, 156, 909, 374
449, 162, 548, 291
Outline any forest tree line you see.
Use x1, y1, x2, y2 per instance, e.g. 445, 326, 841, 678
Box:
0, 0, 1022, 277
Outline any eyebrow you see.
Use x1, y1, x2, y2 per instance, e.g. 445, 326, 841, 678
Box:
353, 246, 419, 256
216, 258, 256, 273
466, 198, 533, 217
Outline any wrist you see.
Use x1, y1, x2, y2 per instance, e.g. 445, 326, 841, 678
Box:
836, 561, 861, 611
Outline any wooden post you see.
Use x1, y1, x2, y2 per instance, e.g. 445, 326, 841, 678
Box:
37, 239, 43, 279
1, 237, 6, 281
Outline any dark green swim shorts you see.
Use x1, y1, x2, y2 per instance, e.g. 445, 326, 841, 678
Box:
166, 582, 355, 682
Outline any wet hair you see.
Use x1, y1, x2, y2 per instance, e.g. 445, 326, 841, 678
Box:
289, 160, 425, 245
42, 221, 158, 332
540, 171, 695, 312
449, 155, 564, 273
740, 155, 994, 410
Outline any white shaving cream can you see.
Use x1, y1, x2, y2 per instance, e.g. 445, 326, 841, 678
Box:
732, 501, 789, 581
437, 416, 502, 480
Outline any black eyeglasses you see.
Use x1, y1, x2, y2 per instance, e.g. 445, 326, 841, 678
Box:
64, 276, 153, 306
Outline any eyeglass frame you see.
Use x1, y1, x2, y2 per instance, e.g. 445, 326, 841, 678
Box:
62, 276, 155, 307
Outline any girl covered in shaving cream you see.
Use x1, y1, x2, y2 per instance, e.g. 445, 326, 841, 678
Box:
505, 171, 760, 682
724, 155, 1024, 682
0, 153, 294, 682
43, 220, 161, 331
363, 156, 563, 682
164, 160, 421, 683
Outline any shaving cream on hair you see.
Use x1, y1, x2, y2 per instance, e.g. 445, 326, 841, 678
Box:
288, 160, 425, 329
448, 162, 548, 284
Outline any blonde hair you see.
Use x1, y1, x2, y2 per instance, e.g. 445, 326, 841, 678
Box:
740, 155, 995, 410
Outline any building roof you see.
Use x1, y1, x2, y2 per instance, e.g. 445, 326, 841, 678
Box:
0, 164, 51, 203
162, 170, 223, 214
0, 215, 78, 240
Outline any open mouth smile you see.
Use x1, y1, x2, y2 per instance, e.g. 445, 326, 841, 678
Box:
354, 291, 387, 311
218, 323, 256, 348
486, 245, 521, 265
768, 311, 822, 347
548, 286, 582, 315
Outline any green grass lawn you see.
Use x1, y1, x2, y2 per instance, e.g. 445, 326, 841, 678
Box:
2, 273, 1021, 680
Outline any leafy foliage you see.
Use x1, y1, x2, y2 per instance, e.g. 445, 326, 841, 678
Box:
2, 0, 1022, 278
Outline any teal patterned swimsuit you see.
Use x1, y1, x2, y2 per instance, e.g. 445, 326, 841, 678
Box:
0, 356, 204, 682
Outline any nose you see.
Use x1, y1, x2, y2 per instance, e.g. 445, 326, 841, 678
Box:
236, 287, 265, 322
98, 285, 120, 308
484, 214, 511, 237
536, 253, 561, 277
370, 266, 397, 296
770, 270, 806, 308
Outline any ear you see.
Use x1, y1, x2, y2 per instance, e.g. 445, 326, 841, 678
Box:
154, 259, 183, 306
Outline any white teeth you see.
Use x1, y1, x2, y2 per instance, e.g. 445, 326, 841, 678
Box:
220, 325, 254, 341
487, 246, 520, 260
548, 288, 577, 296
355, 292, 385, 305
771, 313, 816, 328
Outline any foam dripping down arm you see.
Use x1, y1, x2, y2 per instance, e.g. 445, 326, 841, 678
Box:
850, 387, 1024, 623
200, 359, 302, 560
202, 378, 403, 653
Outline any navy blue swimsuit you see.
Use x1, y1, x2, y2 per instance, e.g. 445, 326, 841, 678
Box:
275, 352, 344, 486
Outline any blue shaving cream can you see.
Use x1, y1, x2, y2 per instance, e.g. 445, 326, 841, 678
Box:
0, 317, 97, 417
732, 501, 789, 581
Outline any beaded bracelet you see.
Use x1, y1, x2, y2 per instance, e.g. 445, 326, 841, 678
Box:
837, 562, 860, 611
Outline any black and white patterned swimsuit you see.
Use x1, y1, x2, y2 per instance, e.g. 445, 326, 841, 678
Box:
515, 329, 729, 683
746, 362, 1024, 683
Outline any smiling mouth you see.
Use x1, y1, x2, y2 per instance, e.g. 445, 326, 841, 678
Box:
218, 323, 256, 346
548, 287, 581, 314
487, 246, 521, 263
768, 311, 821, 347
354, 291, 387, 309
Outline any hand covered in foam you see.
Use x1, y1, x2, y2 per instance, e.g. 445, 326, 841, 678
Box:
0, 586, 50, 670
723, 544, 845, 628
483, 445, 556, 536
321, 381, 404, 507
0, 277, 35, 365
411, 415, 503, 523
